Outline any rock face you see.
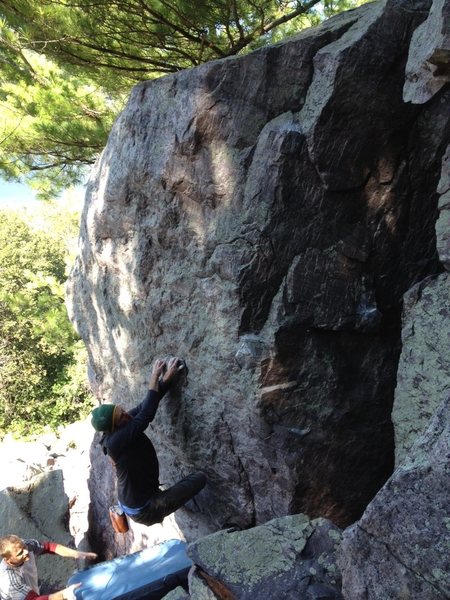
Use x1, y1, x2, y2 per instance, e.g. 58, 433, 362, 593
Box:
436, 144, 450, 268
404, 0, 450, 103
339, 394, 450, 600
187, 514, 343, 600
397, 12, 450, 467
338, 3, 450, 596
67, 0, 449, 555
392, 274, 450, 465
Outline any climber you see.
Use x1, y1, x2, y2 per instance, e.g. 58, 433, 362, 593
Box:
0, 534, 97, 600
90, 356, 206, 527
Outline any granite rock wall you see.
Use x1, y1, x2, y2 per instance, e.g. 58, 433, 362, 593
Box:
67, 0, 449, 562
339, 1, 450, 597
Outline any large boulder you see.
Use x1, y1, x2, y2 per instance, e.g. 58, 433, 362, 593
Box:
187, 514, 342, 600
67, 0, 448, 554
339, 394, 450, 600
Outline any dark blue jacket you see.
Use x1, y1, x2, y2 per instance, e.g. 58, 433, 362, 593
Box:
102, 387, 164, 508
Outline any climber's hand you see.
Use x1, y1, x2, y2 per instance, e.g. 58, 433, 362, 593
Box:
149, 358, 165, 391
76, 550, 97, 561
163, 357, 183, 384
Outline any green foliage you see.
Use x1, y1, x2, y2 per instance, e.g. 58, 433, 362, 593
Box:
1, 0, 370, 81
0, 23, 122, 199
0, 0, 370, 196
0, 208, 94, 439
321, 0, 367, 18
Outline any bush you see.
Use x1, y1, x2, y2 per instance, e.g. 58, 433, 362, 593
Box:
0, 208, 93, 439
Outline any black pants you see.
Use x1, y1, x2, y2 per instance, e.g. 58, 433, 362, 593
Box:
130, 472, 206, 526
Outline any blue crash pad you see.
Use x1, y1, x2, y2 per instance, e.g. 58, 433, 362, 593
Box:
68, 539, 192, 600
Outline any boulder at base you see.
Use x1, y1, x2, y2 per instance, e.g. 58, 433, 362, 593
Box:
187, 514, 342, 599
339, 394, 450, 600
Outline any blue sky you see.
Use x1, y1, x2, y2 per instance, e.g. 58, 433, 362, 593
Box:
0, 179, 86, 210
0, 179, 38, 208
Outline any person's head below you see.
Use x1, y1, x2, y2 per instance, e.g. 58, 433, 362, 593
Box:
91, 404, 132, 433
0, 535, 29, 567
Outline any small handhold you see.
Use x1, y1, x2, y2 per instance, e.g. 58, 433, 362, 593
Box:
286, 426, 311, 438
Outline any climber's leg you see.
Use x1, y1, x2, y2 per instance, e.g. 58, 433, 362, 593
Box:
131, 472, 206, 527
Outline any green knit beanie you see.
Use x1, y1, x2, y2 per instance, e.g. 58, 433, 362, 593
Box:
91, 404, 116, 432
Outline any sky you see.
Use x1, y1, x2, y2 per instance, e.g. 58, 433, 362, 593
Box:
0, 178, 85, 211
0, 179, 39, 208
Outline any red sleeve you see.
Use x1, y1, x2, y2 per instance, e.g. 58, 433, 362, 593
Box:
41, 541, 58, 554
24, 592, 50, 600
